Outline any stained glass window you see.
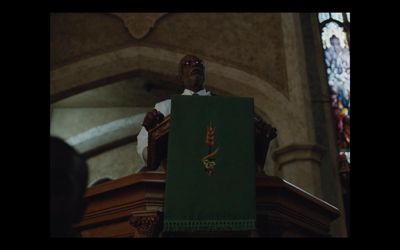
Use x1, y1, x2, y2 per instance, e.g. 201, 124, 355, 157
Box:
318, 12, 330, 23
318, 13, 350, 168
330, 12, 344, 23
318, 13, 350, 234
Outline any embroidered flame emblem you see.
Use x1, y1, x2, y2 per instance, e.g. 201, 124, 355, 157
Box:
202, 122, 219, 176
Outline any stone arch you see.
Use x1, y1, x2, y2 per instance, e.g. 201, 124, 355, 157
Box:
51, 46, 306, 146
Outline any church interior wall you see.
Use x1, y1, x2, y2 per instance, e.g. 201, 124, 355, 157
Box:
50, 12, 347, 236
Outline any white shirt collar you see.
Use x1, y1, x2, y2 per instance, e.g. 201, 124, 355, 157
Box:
181, 88, 211, 96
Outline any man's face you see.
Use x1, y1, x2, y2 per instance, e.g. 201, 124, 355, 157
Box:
179, 55, 205, 92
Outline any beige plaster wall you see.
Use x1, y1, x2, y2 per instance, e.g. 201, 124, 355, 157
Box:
51, 13, 288, 96
50, 107, 146, 139
87, 142, 143, 186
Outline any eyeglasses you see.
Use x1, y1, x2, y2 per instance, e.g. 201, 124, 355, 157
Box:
182, 60, 203, 66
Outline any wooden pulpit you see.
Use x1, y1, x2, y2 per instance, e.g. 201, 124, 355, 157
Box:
74, 112, 340, 237
75, 172, 339, 237
143, 113, 278, 173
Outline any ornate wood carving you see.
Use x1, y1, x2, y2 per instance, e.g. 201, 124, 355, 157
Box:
129, 211, 163, 238
111, 13, 167, 40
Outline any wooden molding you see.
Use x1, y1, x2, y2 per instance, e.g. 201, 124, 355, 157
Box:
75, 172, 340, 237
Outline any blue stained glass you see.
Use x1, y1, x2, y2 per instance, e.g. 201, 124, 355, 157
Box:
318, 13, 330, 23
330, 12, 344, 23
319, 15, 350, 164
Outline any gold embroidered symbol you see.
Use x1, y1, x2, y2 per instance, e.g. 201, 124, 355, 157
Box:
202, 122, 219, 176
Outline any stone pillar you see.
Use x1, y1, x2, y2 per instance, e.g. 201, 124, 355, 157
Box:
273, 143, 325, 197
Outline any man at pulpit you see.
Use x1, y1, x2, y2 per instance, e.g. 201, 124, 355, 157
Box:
136, 55, 212, 164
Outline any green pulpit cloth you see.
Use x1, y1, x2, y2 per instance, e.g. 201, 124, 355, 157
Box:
163, 95, 256, 232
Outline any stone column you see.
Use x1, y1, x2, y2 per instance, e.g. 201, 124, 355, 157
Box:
273, 143, 325, 197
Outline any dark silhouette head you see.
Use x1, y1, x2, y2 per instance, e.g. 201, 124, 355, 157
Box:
178, 55, 205, 93
50, 136, 88, 237
330, 35, 341, 52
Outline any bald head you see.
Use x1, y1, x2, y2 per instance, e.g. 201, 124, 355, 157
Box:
179, 55, 205, 92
